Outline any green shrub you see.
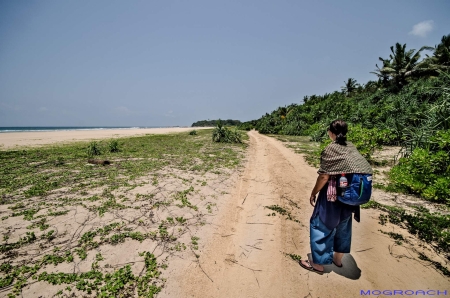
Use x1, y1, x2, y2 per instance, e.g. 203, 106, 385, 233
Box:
87, 141, 102, 157
347, 125, 395, 160
306, 123, 327, 142
212, 122, 227, 142
389, 148, 450, 204
108, 139, 120, 153
238, 122, 254, 131
227, 128, 242, 143
189, 130, 197, 135
212, 121, 242, 143
429, 130, 450, 152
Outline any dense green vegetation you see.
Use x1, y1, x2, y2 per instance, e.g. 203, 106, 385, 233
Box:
192, 119, 241, 127
243, 34, 450, 205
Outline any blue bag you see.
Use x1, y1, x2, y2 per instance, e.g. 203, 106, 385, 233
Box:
337, 173, 372, 206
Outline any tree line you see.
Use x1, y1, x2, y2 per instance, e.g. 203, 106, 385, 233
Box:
192, 119, 241, 127
240, 34, 450, 205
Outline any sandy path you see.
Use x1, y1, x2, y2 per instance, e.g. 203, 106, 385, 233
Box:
0, 127, 211, 149
174, 130, 449, 297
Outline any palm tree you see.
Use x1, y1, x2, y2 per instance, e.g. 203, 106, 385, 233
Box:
341, 78, 360, 96
378, 43, 430, 88
371, 56, 392, 87
419, 34, 450, 73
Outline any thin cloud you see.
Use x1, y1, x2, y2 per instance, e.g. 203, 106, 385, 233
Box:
409, 20, 434, 37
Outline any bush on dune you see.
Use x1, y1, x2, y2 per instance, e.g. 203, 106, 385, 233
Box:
212, 120, 242, 143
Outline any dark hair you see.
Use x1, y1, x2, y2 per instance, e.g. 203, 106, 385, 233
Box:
328, 120, 348, 145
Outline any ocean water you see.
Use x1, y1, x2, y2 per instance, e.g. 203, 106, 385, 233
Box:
0, 126, 162, 133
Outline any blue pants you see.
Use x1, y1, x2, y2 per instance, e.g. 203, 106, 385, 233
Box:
310, 215, 352, 265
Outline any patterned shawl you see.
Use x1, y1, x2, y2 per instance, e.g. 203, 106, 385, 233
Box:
318, 141, 373, 175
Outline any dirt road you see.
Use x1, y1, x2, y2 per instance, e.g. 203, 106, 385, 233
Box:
166, 131, 449, 297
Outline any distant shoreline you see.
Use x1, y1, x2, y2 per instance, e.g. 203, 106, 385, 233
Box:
0, 127, 212, 149
0, 126, 187, 133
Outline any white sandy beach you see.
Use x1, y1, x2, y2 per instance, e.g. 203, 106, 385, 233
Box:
0, 127, 211, 149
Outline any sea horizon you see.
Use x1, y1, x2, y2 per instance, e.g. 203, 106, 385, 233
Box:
0, 126, 184, 133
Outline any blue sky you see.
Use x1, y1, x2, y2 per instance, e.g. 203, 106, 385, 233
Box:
1, 0, 449, 127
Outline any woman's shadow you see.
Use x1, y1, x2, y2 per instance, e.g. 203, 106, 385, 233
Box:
308, 253, 361, 279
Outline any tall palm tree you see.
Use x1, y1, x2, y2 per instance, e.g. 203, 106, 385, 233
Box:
378, 43, 430, 88
341, 78, 360, 96
371, 56, 392, 87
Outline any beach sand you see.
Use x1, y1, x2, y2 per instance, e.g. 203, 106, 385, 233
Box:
1, 130, 448, 297
0, 127, 211, 149
0, 128, 242, 297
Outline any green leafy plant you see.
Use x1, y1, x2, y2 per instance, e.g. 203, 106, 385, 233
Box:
0, 232, 37, 253
212, 120, 242, 143
174, 187, 197, 210
191, 236, 199, 250
389, 147, 450, 204
379, 230, 404, 245
11, 208, 39, 221
264, 205, 301, 223
108, 139, 120, 153
286, 253, 302, 262
87, 141, 102, 157
362, 201, 449, 253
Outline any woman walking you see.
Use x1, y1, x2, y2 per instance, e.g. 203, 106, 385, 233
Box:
300, 120, 372, 274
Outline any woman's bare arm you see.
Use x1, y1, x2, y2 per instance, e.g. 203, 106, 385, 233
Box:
309, 174, 329, 207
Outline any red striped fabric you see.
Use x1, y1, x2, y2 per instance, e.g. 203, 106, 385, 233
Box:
327, 176, 337, 202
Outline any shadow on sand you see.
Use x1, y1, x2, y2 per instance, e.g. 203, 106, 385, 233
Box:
307, 253, 362, 280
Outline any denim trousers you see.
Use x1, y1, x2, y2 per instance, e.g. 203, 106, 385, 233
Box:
310, 214, 352, 265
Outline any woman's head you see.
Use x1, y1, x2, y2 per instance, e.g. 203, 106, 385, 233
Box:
327, 120, 348, 145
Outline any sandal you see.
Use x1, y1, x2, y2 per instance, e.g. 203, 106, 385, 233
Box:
299, 259, 324, 275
